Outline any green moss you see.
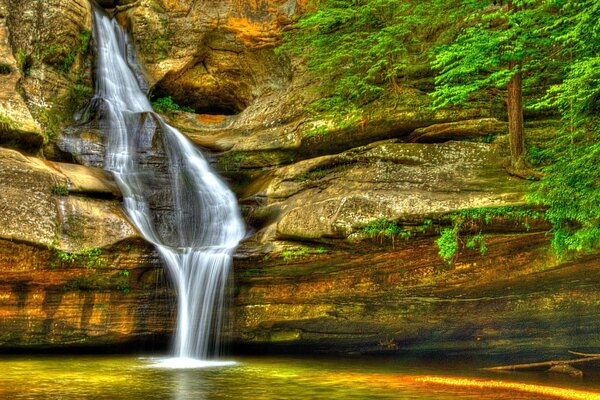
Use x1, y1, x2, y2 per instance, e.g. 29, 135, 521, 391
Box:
51, 184, 69, 196
16, 49, 28, 74
359, 218, 433, 247
218, 151, 248, 172
0, 113, 17, 132
62, 30, 91, 73
65, 269, 130, 293
292, 164, 350, 182
0, 63, 11, 74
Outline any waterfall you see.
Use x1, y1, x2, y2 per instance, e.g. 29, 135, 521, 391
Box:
89, 6, 245, 361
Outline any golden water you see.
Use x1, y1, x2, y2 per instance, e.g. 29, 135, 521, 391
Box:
1, 355, 599, 399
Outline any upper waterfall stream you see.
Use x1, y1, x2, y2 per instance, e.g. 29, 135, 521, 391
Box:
90, 6, 245, 363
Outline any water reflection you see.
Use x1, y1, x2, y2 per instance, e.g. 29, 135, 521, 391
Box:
1, 355, 599, 400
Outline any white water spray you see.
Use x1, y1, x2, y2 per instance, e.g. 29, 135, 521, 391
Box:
90, 6, 245, 361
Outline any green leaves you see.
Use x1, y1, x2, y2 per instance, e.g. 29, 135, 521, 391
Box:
431, 1, 554, 109
527, 0, 600, 256
280, 0, 441, 119
152, 96, 195, 114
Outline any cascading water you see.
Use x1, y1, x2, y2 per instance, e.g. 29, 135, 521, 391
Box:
89, 6, 245, 363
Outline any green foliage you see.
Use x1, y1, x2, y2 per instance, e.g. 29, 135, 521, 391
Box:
0, 63, 11, 74
51, 248, 108, 269
527, 0, 600, 256
436, 226, 460, 265
360, 218, 433, 248
51, 184, 69, 196
431, 0, 554, 109
115, 270, 130, 294
435, 206, 543, 264
0, 113, 17, 132
281, 246, 328, 261
466, 233, 488, 255
152, 96, 195, 114
279, 0, 449, 128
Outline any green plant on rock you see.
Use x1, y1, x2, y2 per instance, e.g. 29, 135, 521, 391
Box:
360, 218, 433, 248
152, 96, 195, 114
62, 30, 91, 73
51, 184, 69, 196
16, 49, 28, 75
0, 113, 17, 132
218, 151, 247, 172
51, 247, 108, 269
281, 246, 328, 261
115, 270, 130, 294
282, 247, 310, 261
436, 225, 460, 265
435, 206, 543, 265
0, 63, 11, 74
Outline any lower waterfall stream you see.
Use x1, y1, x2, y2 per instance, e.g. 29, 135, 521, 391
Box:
89, 6, 245, 364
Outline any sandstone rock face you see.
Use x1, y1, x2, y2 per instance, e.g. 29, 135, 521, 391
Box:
0, 238, 173, 348
0, 146, 174, 348
408, 118, 507, 143
0, 0, 43, 149
241, 140, 527, 243
233, 233, 600, 357
0, 0, 93, 155
0, 147, 135, 250
118, 0, 297, 114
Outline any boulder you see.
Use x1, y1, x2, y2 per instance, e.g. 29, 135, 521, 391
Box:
0, 147, 136, 250
242, 140, 527, 242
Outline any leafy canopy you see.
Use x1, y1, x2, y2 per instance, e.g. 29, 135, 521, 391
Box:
431, 0, 554, 109
279, 0, 448, 118
528, 0, 600, 255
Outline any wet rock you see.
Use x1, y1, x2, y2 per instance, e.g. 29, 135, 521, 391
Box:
49, 162, 120, 197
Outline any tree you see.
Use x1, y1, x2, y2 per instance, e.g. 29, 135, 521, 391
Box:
431, 0, 552, 169
279, 0, 448, 121
528, 0, 600, 255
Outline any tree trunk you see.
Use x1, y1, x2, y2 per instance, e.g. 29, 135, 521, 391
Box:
507, 1, 525, 168
507, 60, 525, 167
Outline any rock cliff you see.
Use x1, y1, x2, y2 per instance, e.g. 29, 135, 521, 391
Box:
0, 0, 596, 358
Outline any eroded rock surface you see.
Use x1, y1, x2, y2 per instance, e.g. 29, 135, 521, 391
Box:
0, 0, 42, 149
240, 140, 527, 244
0, 147, 135, 249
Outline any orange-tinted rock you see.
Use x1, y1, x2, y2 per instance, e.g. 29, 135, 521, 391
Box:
232, 233, 600, 357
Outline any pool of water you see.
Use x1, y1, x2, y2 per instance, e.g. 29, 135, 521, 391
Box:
1, 354, 599, 399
